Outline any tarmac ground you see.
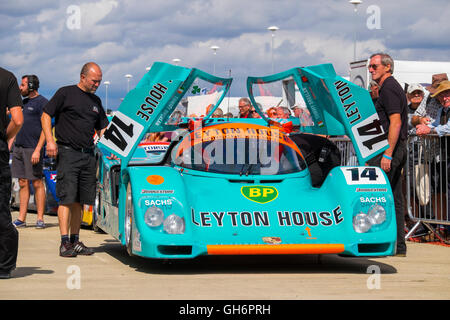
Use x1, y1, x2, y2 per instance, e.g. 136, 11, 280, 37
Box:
1, 211, 449, 300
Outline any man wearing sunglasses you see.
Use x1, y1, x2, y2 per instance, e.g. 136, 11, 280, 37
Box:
367, 53, 408, 257
238, 98, 252, 118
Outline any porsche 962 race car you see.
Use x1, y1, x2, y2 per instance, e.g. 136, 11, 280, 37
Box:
95, 62, 396, 259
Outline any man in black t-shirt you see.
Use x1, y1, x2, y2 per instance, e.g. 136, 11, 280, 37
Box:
0, 67, 23, 279
11, 75, 48, 229
367, 53, 408, 256
42, 62, 109, 257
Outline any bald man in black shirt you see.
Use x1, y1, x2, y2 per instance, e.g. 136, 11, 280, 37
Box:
42, 62, 109, 257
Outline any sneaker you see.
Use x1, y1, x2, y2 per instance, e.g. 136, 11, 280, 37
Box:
72, 241, 94, 255
12, 219, 26, 228
36, 220, 45, 229
59, 242, 78, 257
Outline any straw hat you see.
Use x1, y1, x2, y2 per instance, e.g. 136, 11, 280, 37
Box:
431, 80, 450, 97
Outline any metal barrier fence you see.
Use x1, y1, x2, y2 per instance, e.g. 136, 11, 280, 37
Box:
405, 134, 449, 241
330, 134, 449, 242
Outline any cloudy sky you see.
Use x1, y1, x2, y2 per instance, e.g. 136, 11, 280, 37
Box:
1, 0, 449, 109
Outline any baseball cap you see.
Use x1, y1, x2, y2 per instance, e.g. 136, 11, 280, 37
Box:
407, 83, 425, 95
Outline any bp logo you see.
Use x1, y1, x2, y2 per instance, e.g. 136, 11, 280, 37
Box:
241, 186, 278, 204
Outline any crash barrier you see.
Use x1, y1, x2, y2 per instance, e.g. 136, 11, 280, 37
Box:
329, 134, 449, 243
405, 134, 449, 242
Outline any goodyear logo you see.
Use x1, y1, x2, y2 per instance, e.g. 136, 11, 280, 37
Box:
241, 186, 278, 204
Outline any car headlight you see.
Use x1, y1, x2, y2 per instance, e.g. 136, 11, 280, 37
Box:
163, 214, 185, 234
367, 204, 386, 225
353, 213, 372, 233
144, 206, 164, 227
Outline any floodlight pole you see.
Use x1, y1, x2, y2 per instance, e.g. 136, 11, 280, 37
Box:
103, 81, 110, 109
210, 46, 219, 75
125, 74, 132, 93
267, 26, 279, 73
349, 0, 362, 61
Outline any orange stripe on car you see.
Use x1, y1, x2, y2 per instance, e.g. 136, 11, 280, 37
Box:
207, 244, 345, 255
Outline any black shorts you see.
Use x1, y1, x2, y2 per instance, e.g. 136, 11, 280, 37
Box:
56, 146, 96, 205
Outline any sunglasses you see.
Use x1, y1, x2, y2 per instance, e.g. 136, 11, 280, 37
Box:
368, 64, 381, 70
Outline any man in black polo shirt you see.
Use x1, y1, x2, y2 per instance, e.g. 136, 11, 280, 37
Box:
367, 53, 408, 256
0, 67, 23, 279
42, 62, 109, 257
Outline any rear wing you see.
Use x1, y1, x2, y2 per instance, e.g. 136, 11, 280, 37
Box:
247, 64, 388, 164
98, 62, 231, 167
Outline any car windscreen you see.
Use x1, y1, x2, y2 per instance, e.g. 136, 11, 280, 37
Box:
174, 124, 307, 175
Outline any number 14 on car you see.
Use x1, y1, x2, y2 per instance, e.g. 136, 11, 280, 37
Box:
341, 167, 386, 185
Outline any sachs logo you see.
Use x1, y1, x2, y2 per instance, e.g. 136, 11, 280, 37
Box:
241, 186, 278, 204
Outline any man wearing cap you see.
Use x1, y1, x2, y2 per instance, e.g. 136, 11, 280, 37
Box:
406, 83, 425, 131
416, 80, 450, 224
405, 83, 429, 236
411, 73, 448, 127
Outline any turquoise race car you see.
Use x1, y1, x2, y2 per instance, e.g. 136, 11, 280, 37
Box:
95, 62, 396, 259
